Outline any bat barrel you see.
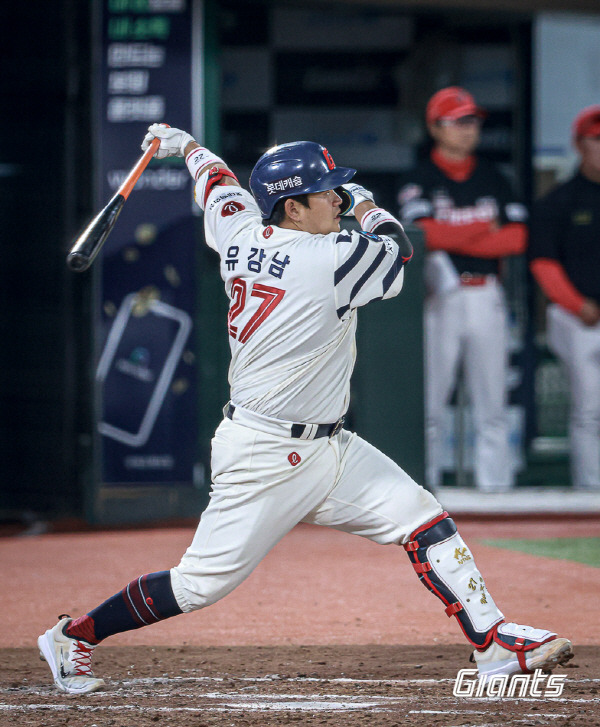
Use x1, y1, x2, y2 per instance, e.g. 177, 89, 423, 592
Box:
65, 132, 163, 272
67, 251, 95, 272
66, 193, 126, 272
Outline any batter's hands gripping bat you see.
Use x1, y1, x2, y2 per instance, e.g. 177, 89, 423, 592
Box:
66, 130, 166, 272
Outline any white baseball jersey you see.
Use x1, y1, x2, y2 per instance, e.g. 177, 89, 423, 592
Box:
197, 183, 405, 423
172, 180, 442, 611
171, 171, 472, 641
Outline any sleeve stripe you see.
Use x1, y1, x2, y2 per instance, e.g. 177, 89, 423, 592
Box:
381, 254, 403, 295
334, 236, 369, 285
346, 245, 388, 308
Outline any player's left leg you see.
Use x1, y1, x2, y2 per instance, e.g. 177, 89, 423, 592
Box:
39, 417, 339, 693
548, 304, 600, 489
305, 431, 573, 677
567, 331, 600, 489
37, 572, 180, 694
424, 289, 464, 489
463, 281, 513, 492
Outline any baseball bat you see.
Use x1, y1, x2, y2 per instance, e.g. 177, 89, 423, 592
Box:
66, 135, 162, 272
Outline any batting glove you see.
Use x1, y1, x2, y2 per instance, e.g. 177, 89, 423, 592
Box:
141, 124, 195, 159
336, 183, 375, 216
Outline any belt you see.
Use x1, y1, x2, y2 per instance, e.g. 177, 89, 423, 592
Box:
226, 403, 344, 440
460, 272, 494, 286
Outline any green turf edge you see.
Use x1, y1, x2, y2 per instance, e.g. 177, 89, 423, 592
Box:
481, 537, 600, 568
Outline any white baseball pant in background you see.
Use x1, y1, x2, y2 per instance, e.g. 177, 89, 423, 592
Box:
170, 416, 442, 612
424, 278, 512, 491
547, 304, 600, 489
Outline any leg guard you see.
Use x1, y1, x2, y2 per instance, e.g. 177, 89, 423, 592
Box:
403, 512, 504, 649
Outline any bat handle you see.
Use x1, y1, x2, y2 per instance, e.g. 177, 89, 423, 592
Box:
118, 135, 162, 200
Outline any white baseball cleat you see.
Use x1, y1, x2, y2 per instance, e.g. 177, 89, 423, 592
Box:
474, 622, 573, 678
38, 615, 105, 694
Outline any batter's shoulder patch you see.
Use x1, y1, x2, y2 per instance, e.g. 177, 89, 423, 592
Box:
221, 200, 245, 217
208, 190, 244, 212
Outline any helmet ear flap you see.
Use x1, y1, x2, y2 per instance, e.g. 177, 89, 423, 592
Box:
335, 186, 354, 216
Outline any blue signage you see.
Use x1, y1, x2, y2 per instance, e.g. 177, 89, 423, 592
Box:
96, 0, 200, 486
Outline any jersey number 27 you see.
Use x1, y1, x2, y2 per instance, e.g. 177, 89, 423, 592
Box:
228, 278, 285, 343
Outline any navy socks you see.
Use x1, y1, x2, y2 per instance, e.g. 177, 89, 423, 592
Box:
66, 570, 183, 644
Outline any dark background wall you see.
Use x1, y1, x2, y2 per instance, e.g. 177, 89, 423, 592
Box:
0, 1, 94, 519
0, 0, 529, 521
1, 0, 592, 524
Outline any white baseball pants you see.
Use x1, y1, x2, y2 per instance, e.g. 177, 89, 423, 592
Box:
424, 279, 512, 491
547, 304, 600, 489
170, 417, 442, 612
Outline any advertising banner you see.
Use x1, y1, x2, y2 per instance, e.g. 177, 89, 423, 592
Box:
96, 0, 200, 486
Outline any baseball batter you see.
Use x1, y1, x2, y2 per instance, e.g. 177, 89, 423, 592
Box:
38, 124, 572, 694
398, 87, 528, 493
530, 105, 600, 489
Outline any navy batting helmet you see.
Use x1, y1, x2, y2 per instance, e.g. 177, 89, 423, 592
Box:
249, 141, 356, 219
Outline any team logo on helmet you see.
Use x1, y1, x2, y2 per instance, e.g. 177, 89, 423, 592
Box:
322, 148, 336, 170
221, 201, 245, 217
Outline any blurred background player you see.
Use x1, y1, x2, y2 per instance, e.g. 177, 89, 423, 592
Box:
398, 87, 528, 493
529, 105, 600, 491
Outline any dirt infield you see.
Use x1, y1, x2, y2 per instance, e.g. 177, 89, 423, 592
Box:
2, 645, 599, 726
1, 518, 599, 725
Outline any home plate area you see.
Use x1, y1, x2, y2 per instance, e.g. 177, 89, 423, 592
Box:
3, 645, 599, 727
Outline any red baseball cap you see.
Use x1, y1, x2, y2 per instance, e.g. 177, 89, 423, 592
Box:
572, 105, 600, 140
426, 87, 486, 125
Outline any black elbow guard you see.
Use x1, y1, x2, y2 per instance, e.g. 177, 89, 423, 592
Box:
375, 220, 413, 264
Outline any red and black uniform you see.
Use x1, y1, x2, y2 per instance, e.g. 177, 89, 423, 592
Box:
398, 149, 527, 275
529, 172, 600, 314
529, 171, 600, 489
398, 149, 527, 492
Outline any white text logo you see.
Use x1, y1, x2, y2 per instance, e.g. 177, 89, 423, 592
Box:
453, 668, 566, 698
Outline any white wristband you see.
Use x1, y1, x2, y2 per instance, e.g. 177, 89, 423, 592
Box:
360, 207, 402, 234
185, 146, 225, 181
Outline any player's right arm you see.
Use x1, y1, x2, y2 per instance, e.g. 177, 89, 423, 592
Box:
142, 124, 258, 254
141, 123, 242, 205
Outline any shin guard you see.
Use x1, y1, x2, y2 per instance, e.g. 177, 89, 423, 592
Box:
403, 512, 504, 649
